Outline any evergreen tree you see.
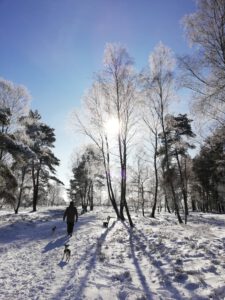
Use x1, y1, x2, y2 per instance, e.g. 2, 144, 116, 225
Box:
20, 110, 61, 212
0, 108, 34, 208
159, 114, 196, 223
193, 125, 225, 212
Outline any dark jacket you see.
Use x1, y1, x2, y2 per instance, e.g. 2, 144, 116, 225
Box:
63, 203, 78, 223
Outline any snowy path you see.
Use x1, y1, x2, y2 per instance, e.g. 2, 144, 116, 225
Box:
1, 208, 225, 299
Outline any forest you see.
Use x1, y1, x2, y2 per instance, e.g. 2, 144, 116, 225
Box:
1, 0, 225, 226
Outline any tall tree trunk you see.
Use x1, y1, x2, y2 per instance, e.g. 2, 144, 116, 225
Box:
123, 171, 134, 227
33, 185, 38, 212
119, 165, 126, 221
120, 141, 133, 226
162, 168, 171, 213
118, 133, 125, 221
102, 139, 120, 219
32, 161, 40, 212
89, 181, 94, 211
151, 134, 159, 218
175, 150, 188, 224
164, 194, 171, 213
191, 199, 196, 212
141, 184, 145, 217
15, 166, 26, 214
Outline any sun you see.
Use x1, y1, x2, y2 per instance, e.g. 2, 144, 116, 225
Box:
104, 117, 120, 136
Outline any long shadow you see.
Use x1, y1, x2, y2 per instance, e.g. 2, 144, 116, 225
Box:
129, 228, 153, 299
122, 222, 185, 300
189, 213, 225, 227
131, 225, 212, 299
53, 221, 116, 300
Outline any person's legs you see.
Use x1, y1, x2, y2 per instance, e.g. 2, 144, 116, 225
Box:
67, 222, 74, 236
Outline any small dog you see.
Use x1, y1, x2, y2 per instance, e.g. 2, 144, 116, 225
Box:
103, 216, 111, 228
63, 244, 71, 262
51, 225, 56, 235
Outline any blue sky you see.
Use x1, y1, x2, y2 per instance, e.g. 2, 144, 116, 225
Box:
0, 0, 196, 189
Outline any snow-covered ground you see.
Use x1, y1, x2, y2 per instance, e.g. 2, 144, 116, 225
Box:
0, 207, 225, 300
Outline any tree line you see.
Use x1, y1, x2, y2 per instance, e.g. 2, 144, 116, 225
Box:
69, 0, 225, 225
0, 79, 64, 213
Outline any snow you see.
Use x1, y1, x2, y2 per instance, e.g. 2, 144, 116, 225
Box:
0, 207, 225, 300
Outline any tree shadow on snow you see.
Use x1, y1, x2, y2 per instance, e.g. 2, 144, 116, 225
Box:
189, 213, 225, 227
120, 222, 154, 299
124, 223, 206, 300
122, 222, 187, 300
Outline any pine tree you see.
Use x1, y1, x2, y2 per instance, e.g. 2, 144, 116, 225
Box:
20, 110, 61, 212
0, 108, 34, 208
159, 114, 196, 223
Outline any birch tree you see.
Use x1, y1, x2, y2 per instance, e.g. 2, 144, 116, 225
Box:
146, 42, 183, 223
180, 0, 225, 126
130, 153, 149, 216
73, 44, 138, 226
140, 68, 162, 218
100, 43, 138, 226
74, 83, 121, 219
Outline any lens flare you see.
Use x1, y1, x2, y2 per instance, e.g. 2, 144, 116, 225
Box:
104, 117, 120, 135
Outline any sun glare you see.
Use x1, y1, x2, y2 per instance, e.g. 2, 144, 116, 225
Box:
104, 117, 120, 136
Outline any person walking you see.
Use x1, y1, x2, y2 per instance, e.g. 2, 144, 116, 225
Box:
63, 201, 78, 237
